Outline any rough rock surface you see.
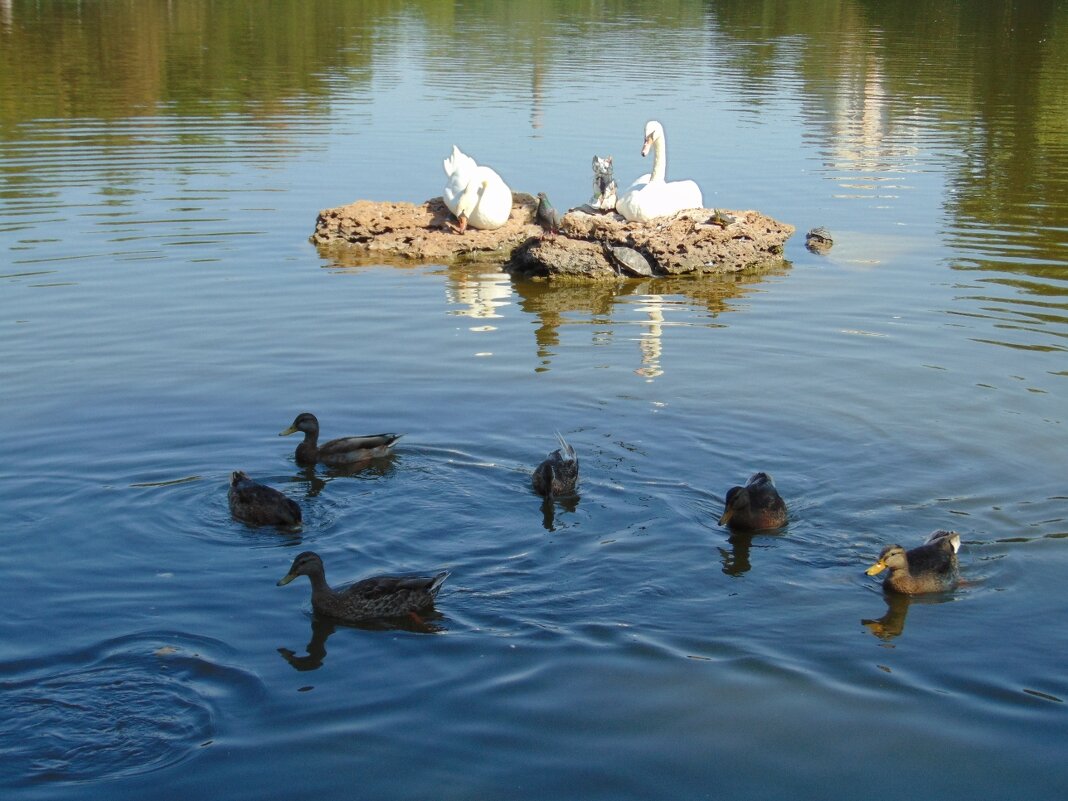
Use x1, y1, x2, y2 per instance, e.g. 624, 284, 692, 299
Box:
312, 194, 794, 279
312, 193, 543, 264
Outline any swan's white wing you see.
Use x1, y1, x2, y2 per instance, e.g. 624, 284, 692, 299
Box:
465, 165, 512, 230
443, 146, 480, 215
616, 179, 704, 223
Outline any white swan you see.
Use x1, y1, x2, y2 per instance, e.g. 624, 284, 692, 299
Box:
442, 145, 513, 233
615, 121, 703, 223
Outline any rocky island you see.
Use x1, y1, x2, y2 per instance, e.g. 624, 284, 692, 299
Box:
312, 192, 794, 280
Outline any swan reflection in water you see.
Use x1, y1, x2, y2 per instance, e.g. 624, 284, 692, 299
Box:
315, 254, 790, 382
278, 612, 448, 671
515, 267, 791, 378
444, 268, 512, 320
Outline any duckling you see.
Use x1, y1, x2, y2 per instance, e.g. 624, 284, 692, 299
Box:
279, 412, 402, 467
277, 551, 449, 622
866, 529, 961, 595
228, 470, 302, 527
532, 432, 579, 498
718, 472, 787, 531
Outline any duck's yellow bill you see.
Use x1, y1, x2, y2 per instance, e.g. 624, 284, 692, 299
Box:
279, 425, 298, 436
277, 573, 296, 586
865, 562, 887, 576
718, 509, 734, 526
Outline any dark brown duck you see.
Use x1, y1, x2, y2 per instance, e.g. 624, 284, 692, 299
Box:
277, 551, 449, 622
279, 412, 402, 467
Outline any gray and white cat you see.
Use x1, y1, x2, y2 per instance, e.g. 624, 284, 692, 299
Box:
590, 155, 617, 210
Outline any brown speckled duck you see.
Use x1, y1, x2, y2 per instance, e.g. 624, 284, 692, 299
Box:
279, 412, 402, 467
718, 472, 787, 531
228, 471, 301, 527
277, 551, 449, 622
532, 433, 579, 498
866, 529, 961, 595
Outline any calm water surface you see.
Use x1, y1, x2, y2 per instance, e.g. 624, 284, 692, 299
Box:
1, 2, 1067, 799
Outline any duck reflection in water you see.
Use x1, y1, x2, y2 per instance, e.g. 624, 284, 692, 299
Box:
293, 454, 399, 500
540, 493, 580, 532
717, 528, 785, 577
278, 610, 448, 672
861, 593, 913, 641
862, 591, 964, 642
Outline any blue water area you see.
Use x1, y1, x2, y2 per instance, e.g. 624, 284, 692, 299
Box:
0, 2, 1066, 799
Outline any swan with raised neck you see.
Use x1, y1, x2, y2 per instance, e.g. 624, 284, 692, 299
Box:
616, 120, 703, 223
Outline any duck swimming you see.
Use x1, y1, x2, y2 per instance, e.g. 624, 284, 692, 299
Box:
866, 529, 961, 595
442, 145, 512, 233
615, 120, 703, 223
279, 412, 402, 468
277, 551, 449, 622
228, 470, 302, 527
532, 432, 579, 498
718, 472, 787, 531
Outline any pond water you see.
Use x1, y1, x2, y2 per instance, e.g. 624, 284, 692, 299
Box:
1, 1, 1067, 798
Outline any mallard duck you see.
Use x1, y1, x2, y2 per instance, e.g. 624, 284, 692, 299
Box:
718, 472, 787, 531
615, 120, 703, 223
866, 529, 961, 595
532, 432, 579, 498
277, 551, 449, 622
279, 412, 402, 467
228, 470, 302, 527
442, 145, 512, 233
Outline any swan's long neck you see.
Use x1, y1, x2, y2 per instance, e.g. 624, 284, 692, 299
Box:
650, 135, 666, 183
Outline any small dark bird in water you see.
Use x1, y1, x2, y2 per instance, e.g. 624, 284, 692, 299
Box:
866, 530, 961, 595
228, 470, 302, 527
536, 192, 564, 239
718, 472, 787, 531
279, 412, 402, 467
277, 551, 450, 622
532, 432, 579, 498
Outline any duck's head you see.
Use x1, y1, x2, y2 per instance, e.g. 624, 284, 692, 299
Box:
866, 545, 907, 576
641, 120, 664, 156
280, 412, 318, 437
277, 551, 324, 586
718, 484, 750, 526
230, 470, 251, 486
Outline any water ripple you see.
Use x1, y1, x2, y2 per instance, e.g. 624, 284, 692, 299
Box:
0, 630, 264, 787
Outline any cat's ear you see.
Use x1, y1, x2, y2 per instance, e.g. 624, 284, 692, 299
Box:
592, 155, 599, 168
606, 156, 613, 167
